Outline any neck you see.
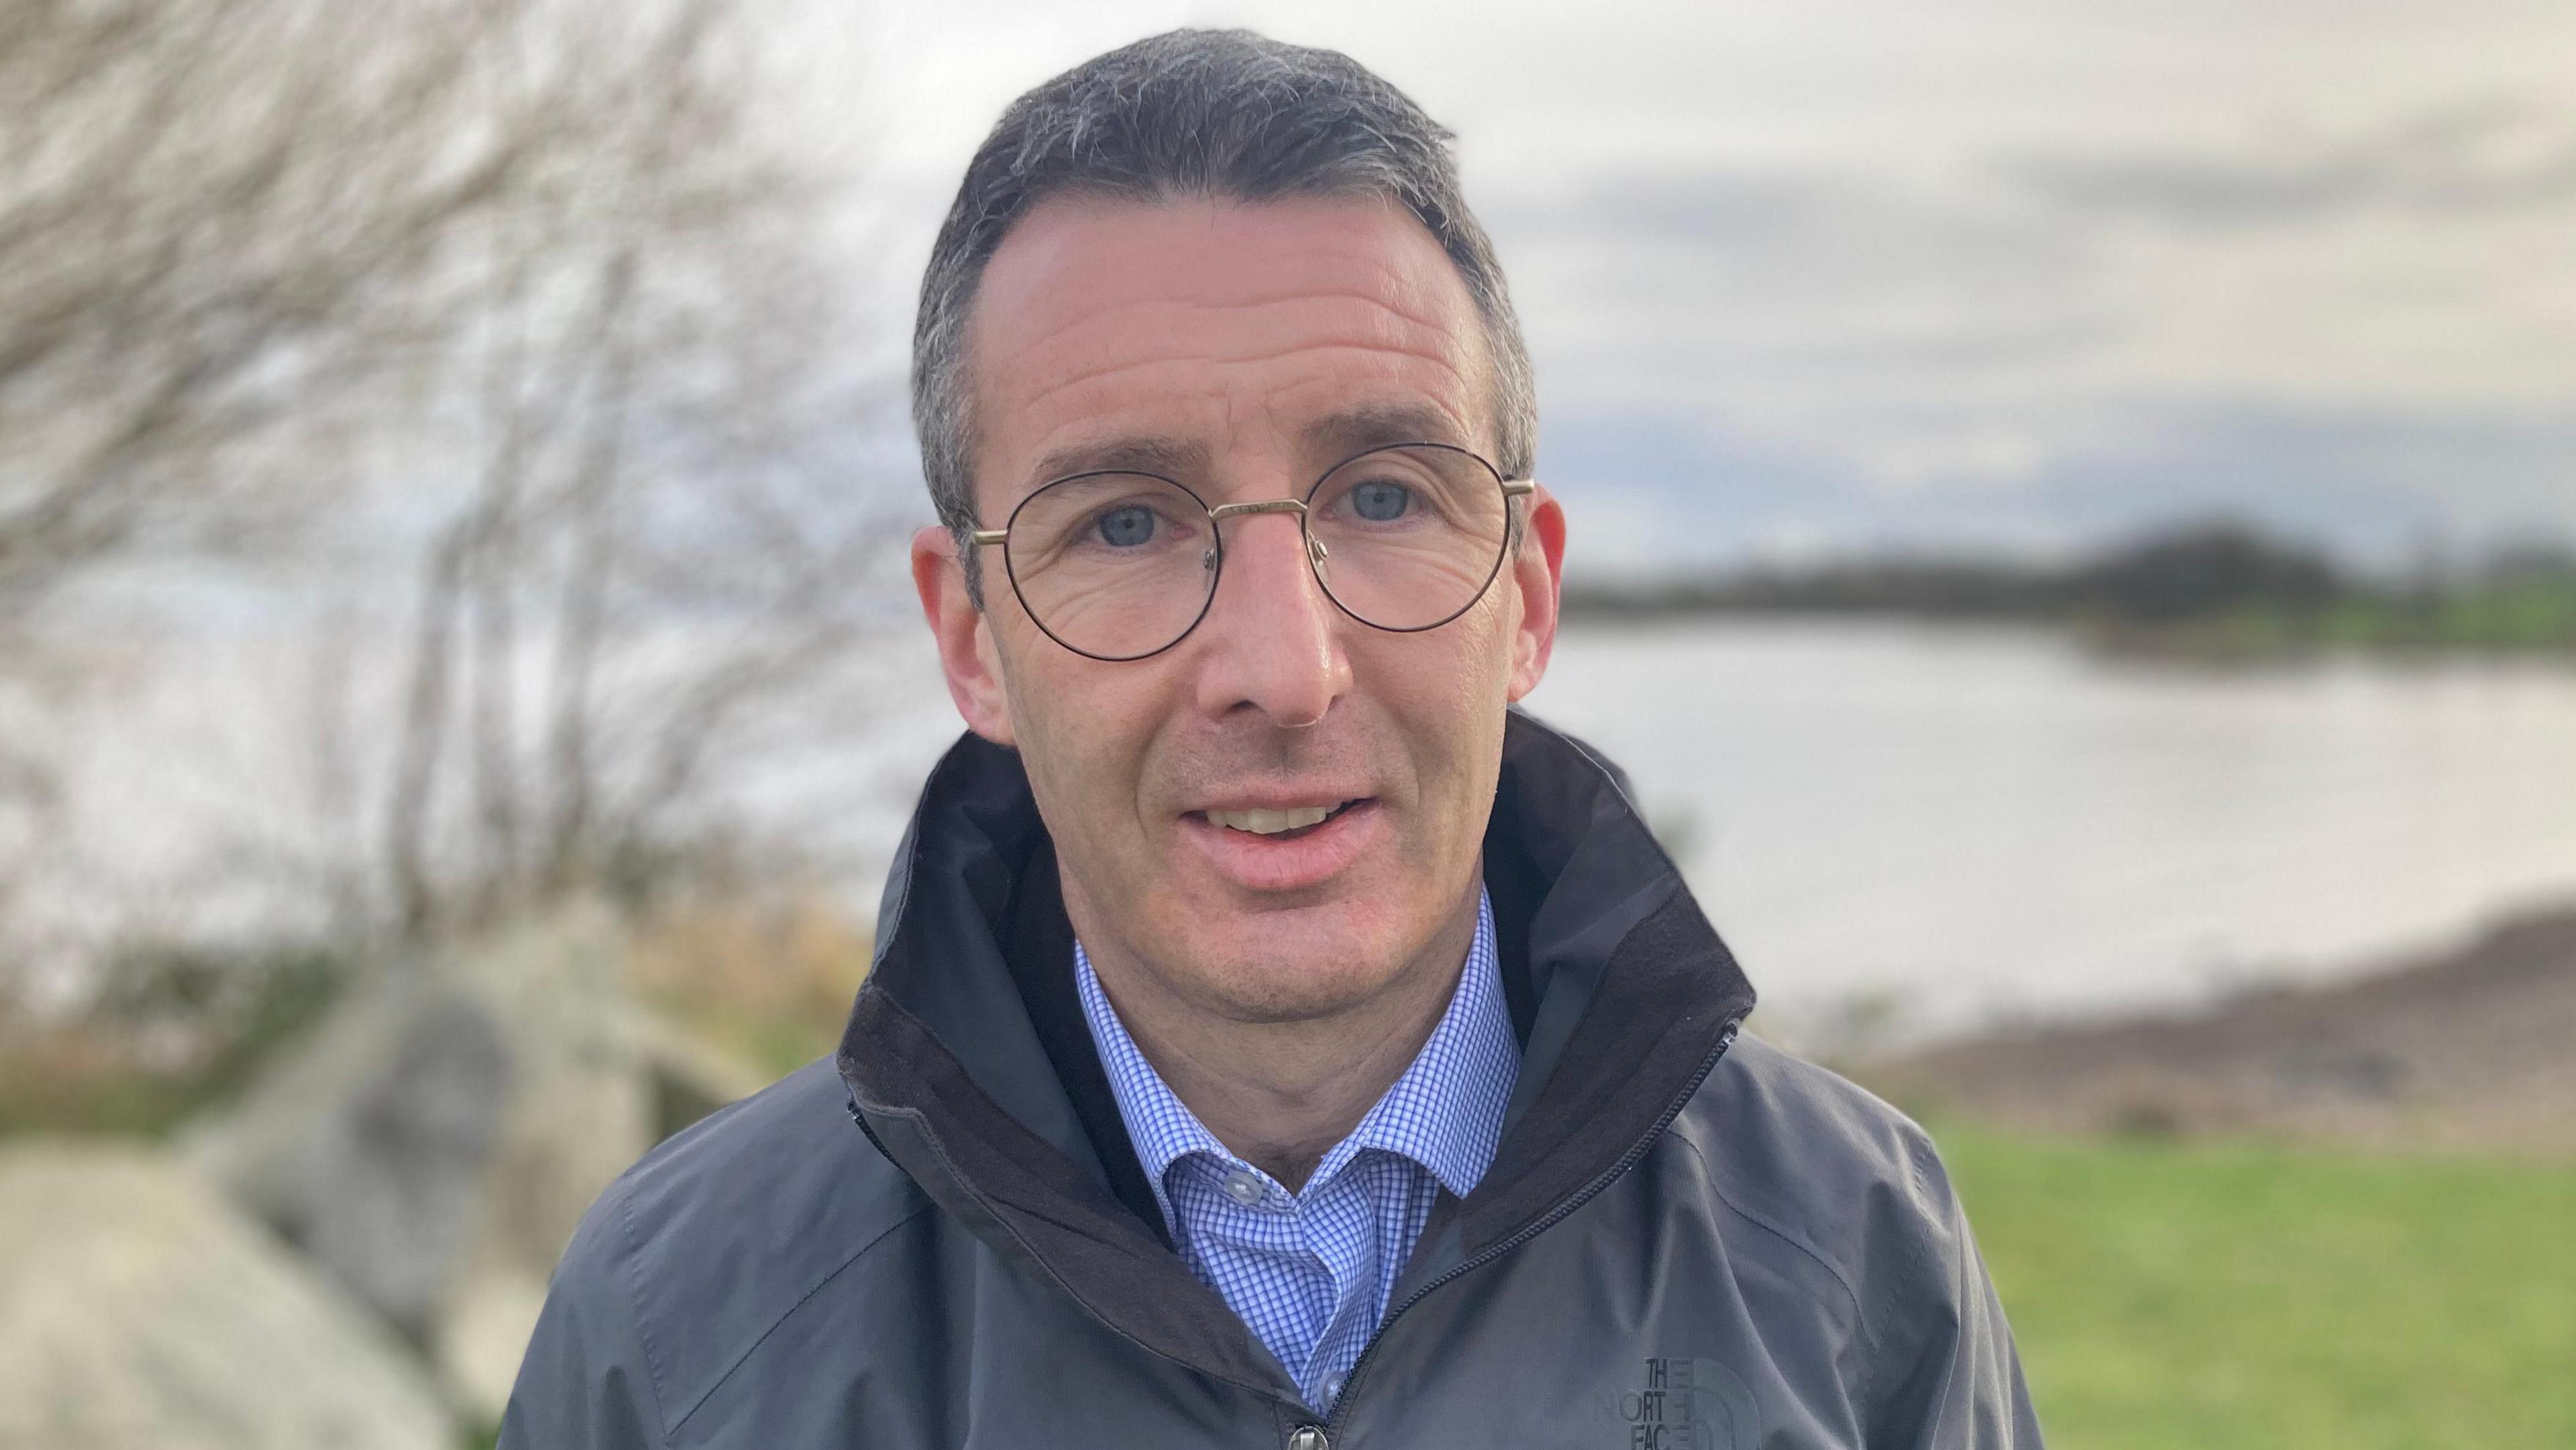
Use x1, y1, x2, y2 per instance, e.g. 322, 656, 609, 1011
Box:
1069, 866, 1482, 1192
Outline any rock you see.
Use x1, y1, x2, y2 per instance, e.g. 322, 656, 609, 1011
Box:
0, 1142, 453, 1450
1860, 904, 2576, 1157
221, 978, 512, 1338
187, 900, 665, 1422
184, 967, 517, 1348
433, 903, 666, 1419
631, 1006, 777, 1137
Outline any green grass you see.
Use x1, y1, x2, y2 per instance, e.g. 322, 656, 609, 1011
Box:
1937, 1127, 2576, 1450
2109, 576, 2576, 660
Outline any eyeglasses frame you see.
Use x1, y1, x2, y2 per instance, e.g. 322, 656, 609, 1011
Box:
970, 440, 1538, 662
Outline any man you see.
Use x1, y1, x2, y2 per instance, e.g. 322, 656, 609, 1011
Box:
504, 29, 2040, 1450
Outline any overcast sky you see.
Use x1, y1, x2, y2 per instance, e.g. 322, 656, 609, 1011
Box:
793, 0, 2576, 575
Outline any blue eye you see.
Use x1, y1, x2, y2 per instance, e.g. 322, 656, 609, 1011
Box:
1351, 481, 1411, 521
1095, 506, 1157, 547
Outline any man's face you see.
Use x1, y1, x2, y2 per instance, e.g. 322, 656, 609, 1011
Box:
914, 193, 1564, 1025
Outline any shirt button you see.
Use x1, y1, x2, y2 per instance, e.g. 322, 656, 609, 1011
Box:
1320, 1371, 1345, 1403
1222, 1170, 1265, 1206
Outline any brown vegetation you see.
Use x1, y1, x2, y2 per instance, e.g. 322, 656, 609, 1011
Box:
624, 886, 876, 1079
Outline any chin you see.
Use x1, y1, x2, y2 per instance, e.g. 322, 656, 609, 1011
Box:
1171, 902, 1424, 1023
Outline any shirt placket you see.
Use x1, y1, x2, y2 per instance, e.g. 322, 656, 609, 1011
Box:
1292, 1159, 1383, 1407
1185, 1155, 1332, 1374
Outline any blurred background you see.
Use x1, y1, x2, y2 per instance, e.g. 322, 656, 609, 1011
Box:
1, 1, 2569, 1446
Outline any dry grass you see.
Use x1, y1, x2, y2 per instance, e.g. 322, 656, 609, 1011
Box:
623, 887, 876, 1080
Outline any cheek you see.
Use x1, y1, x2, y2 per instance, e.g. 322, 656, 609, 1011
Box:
994, 630, 1167, 838
1362, 612, 1517, 805
1434, 594, 1523, 711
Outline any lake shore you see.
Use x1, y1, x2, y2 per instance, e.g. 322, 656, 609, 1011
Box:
1854, 900, 2576, 1160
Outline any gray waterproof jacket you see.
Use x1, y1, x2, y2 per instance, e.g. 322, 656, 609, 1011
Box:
501, 713, 2043, 1449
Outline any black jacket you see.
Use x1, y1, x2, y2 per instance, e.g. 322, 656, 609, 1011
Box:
501, 713, 2043, 1449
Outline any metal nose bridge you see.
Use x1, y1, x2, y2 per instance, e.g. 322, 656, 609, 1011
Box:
1207, 496, 1328, 566
1206, 497, 1307, 523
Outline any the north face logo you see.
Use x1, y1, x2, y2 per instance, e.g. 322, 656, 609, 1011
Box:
1603, 1357, 1759, 1449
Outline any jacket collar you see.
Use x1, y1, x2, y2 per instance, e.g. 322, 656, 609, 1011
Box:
837, 709, 1756, 1402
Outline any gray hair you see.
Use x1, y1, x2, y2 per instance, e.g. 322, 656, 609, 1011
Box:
912, 28, 1538, 602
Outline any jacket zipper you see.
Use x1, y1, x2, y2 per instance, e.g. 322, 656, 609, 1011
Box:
850, 1020, 1745, 1443
1316, 1017, 1743, 1442
847, 1090, 899, 1164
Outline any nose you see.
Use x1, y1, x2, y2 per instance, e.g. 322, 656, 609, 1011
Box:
1191, 507, 1350, 727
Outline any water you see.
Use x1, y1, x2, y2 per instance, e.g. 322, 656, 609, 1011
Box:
1523, 620, 2576, 1042
27, 618, 2576, 1047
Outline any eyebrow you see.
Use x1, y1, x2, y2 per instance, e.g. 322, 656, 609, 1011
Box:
1026, 435, 1210, 490
1022, 403, 1477, 494
1304, 403, 1472, 464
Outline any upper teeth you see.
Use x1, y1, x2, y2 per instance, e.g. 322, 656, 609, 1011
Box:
1208, 805, 1337, 835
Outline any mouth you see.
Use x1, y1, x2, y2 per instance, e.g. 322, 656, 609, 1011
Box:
1178, 795, 1384, 892
1195, 798, 1366, 840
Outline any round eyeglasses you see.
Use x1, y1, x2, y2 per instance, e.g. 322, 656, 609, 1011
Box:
971, 442, 1535, 662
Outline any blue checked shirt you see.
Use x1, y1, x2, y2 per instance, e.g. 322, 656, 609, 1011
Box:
1074, 887, 1519, 1412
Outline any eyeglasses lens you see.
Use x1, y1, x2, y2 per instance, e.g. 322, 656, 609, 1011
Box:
1004, 472, 1216, 660
1305, 445, 1510, 632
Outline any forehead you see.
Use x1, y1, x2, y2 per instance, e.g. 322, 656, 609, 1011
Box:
964, 193, 1490, 505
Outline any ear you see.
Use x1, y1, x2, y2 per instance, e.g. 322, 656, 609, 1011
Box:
1505, 483, 1566, 701
912, 525, 1016, 745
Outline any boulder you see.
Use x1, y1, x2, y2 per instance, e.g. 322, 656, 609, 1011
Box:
186, 900, 668, 1422
186, 976, 515, 1345
0, 1142, 454, 1450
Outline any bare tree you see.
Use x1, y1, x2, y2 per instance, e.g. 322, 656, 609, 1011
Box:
0, 0, 539, 605
363, 0, 916, 939
0, 0, 529, 963
0, 0, 916, 957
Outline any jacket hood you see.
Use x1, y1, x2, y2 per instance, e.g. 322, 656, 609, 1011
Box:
836, 709, 1756, 1402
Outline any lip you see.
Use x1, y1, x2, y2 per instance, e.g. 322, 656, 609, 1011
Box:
1179, 796, 1383, 894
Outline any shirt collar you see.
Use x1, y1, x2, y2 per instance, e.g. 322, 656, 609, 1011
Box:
1075, 886, 1518, 1218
